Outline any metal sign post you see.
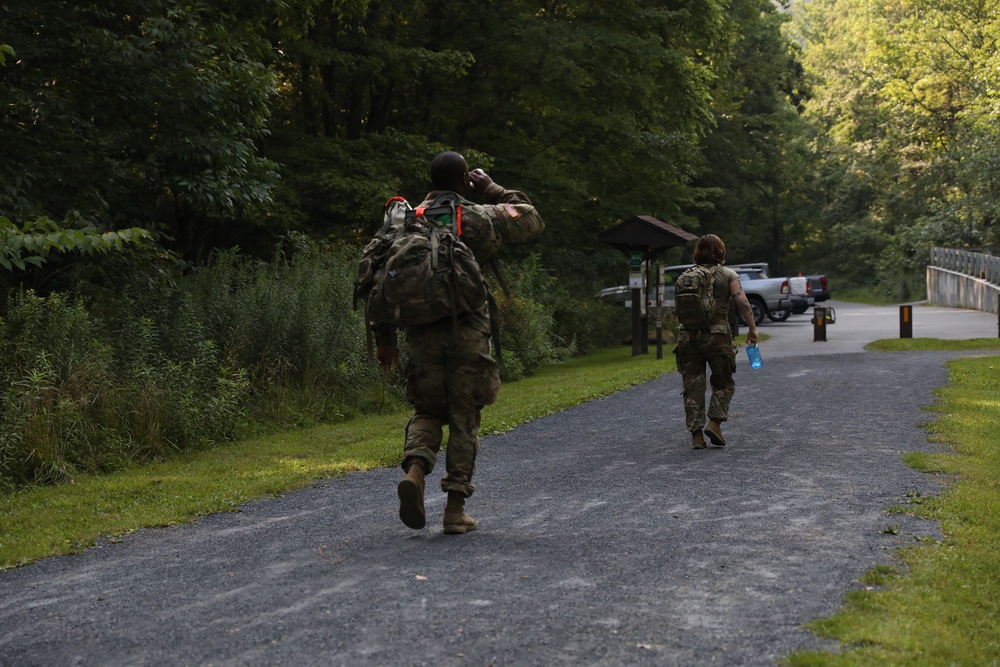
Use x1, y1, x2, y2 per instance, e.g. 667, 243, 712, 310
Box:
629, 251, 644, 356
654, 266, 663, 360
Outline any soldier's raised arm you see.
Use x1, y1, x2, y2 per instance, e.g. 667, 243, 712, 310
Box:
469, 169, 544, 244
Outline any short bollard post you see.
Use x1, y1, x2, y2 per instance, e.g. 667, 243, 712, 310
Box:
813, 306, 827, 342
899, 304, 913, 338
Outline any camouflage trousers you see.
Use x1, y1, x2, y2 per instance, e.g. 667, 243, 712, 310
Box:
674, 330, 737, 432
401, 313, 500, 498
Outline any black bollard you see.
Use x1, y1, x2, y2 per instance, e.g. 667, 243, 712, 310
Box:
813, 306, 827, 341
899, 304, 913, 338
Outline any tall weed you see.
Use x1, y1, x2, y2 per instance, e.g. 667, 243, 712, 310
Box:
0, 291, 249, 487
0, 295, 240, 487
0, 243, 586, 490
493, 256, 575, 380
177, 245, 397, 427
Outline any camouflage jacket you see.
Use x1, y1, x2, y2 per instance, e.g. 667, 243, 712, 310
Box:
374, 183, 544, 344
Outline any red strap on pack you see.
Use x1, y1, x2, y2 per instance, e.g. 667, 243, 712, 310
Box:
385, 196, 407, 208
413, 203, 462, 235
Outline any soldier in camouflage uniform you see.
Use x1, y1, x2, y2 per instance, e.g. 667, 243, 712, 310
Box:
674, 234, 758, 449
374, 151, 544, 533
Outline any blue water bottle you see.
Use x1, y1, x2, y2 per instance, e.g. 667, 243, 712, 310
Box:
746, 344, 763, 369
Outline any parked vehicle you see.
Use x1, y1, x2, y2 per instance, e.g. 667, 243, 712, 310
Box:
599, 262, 813, 327
595, 284, 658, 312
596, 285, 629, 305
805, 274, 830, 302
660, 263, 804, 326
728, 263, 813, 324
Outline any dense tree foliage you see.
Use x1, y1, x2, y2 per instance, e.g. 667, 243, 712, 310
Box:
268, 0, 765, 290
2, 0, 812, 287
687, 0, 812, 274
790, 0, 1000, 296
1, 1, 279, 263
1, 0, 818, 487
7, 0, 994, 299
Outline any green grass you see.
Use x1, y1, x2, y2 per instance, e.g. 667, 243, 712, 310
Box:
787, 344, 1000, 666
0, 346, 674, 570
866, 337, 1000, 352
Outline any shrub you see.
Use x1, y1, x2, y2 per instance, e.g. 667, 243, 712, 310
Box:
2, 242, 629, 490
0, 290, 249, 487
176, 245, 400, 428
552, 298, 630, 354
0, 242, 411, 489
492, 256, 575, 381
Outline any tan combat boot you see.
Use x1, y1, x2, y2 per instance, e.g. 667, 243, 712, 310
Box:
443, 491, 478, 534
397, 462, 426, 529
692, 429, 707, 449
704, 419, 726, 447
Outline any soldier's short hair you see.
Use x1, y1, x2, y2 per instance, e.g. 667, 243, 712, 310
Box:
430, 151, 468, 190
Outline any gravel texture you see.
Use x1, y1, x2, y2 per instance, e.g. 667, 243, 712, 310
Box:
0, 301, 997, 666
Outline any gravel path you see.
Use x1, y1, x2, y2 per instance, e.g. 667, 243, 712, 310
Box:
0, 301, 997, 666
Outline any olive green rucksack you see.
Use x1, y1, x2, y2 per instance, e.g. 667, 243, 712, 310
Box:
353, 193, 489, 330
674, 264, 720, 330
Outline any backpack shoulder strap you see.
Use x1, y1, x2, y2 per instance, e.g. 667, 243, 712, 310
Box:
380, 196, 411, 236
416, 191, 464, 236
487, 291, 502, 361
486, 257, 511, 299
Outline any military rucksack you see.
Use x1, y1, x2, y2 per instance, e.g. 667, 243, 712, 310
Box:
354, 193, 489, 332
674, 264, 721, 330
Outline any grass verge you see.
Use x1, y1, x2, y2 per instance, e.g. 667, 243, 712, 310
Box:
866, 337, 1000, 352
0, 346, 675, 570
787, 342, 1000, 666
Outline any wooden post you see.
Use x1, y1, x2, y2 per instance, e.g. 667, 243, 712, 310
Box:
628, 252, 644, 356
631, 287, 642, 356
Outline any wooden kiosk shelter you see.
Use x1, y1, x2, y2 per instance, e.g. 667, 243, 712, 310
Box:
599, 215, 698, 356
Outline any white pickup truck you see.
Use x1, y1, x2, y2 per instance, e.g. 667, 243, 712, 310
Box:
659, 263, 813, 325
729, 262, 813, 323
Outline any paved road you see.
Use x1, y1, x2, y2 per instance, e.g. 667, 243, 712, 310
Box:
753, 299, 998, 357
0, 301, 997, 666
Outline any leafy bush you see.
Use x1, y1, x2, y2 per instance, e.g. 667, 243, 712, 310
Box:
108, 243, 404, 431
0, 243, 409, 489
0, 290, 248, 487
493, 256, 575, 381
552, 298, 630, 354
0, 241, 634, 491
177, 245, 400, 427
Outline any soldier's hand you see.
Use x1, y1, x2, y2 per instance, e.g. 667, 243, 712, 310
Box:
375, 343, 398, 373
469, 168, 493, 192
